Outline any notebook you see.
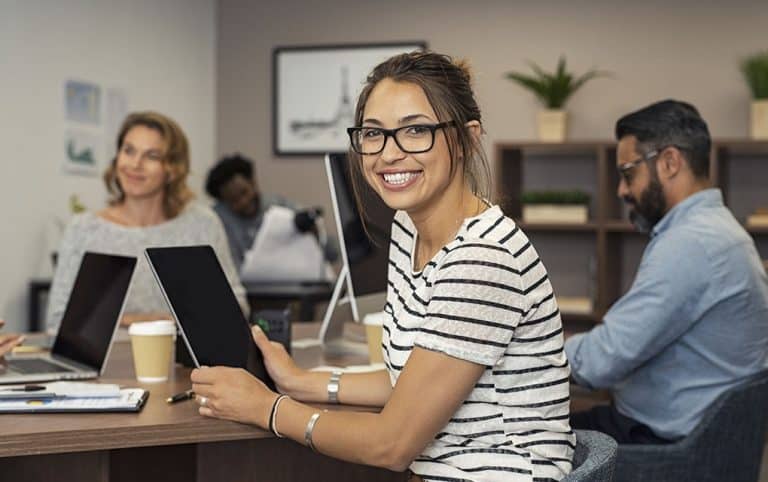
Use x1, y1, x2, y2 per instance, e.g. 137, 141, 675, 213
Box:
145, 245, 275, 391
0, 388, 148, 413
0, 252, 136, 384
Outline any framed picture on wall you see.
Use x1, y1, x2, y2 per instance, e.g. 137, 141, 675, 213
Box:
273, 41, 427, 156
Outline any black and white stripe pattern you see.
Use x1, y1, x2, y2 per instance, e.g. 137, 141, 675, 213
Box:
383, 206, 573, 481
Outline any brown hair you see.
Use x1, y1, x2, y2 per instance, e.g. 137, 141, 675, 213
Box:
103, 111, 194, 218
348, 51, 491, 224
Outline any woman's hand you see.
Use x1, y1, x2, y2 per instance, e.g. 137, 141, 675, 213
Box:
191, 365, 278, 428
0, 320, 24, 358
250, 325, 306, 396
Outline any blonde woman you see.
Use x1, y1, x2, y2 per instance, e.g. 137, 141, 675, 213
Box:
47, 112, 247, 331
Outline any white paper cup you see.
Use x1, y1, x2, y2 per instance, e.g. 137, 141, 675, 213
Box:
128, 320, 176, 383
363, 312, 387, 364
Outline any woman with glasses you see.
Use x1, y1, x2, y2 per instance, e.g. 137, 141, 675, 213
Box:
191, 51, 573, 482
46, 111, 247, 332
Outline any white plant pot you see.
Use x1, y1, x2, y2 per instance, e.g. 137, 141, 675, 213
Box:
537, 109, 567, 142
751, 100, 768, 140
522, 204, 588, 224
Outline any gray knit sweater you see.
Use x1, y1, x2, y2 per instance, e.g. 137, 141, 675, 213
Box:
46, 203, 248, 332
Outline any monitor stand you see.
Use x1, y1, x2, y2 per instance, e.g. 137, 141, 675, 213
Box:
291, 265, 369, 357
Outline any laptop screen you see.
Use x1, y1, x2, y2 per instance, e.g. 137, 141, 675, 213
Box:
51, 252, 136, 370
145, 246, 274, 389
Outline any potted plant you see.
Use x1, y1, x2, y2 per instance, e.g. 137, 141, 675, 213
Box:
505, 56, 607, 142
741, 50, 768, 139
521, 190, 590, 224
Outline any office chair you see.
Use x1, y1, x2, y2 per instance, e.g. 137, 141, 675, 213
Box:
615, 368, 768, 482
563, 429, 618, 481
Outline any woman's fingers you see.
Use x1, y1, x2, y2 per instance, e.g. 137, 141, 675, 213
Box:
0, 334, 24, 357
190, 366, 219, 384
251, 325, 272, 352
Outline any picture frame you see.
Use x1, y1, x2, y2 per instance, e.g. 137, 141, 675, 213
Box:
272, 41, 427, 156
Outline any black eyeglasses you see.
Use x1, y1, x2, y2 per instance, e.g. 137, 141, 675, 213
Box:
617, 146, 672, 185
347, 121, 456, 155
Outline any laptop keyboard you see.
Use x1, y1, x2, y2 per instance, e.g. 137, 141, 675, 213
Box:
7, 359, 74, 374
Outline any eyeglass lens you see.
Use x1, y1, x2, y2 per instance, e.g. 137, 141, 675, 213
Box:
353, 125, 435, 154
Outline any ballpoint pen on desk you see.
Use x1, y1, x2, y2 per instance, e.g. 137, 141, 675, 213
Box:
166, 389, 195, 404
0, 385, 56, 400
0, 385, 47, 392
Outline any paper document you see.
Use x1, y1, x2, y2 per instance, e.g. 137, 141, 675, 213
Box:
241, 205, 327, 282
0, 382, 121, 400
0, 388, 148, 413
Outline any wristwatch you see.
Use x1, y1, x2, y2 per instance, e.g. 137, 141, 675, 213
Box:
327, 370, 342, 404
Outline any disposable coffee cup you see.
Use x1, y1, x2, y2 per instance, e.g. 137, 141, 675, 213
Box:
128, 320, 176, 383
363, 311, 387, 364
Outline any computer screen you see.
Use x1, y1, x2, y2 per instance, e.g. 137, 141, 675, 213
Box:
52, 252, 136, 371
326, 152, 394, 300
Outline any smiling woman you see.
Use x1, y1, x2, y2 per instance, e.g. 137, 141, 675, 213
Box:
191, 52, 574, 482
46, 112, 248, 332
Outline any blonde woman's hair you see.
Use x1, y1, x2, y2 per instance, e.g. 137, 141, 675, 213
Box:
103, 111, 194, 218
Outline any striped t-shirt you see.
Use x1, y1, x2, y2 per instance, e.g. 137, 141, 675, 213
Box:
383, 206, 574, 482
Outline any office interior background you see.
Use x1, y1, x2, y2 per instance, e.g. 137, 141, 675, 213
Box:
1, 0, 766, 332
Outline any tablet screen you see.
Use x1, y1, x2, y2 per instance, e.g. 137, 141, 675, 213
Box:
145, 245, 274, 390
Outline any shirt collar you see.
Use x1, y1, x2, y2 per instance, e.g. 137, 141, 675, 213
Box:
651, 188, 723, 238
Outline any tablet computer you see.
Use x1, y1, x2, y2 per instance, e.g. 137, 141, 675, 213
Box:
145, 245, 274, 391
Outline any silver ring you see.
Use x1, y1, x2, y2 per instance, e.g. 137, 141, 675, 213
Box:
198, 396, 208, 407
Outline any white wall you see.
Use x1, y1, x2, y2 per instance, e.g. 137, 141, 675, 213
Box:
0, 0, 216, 331
217, 0, 767, 225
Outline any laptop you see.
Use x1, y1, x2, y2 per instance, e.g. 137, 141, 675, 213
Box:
1, 252, 136, 384
145, 245, 275, 390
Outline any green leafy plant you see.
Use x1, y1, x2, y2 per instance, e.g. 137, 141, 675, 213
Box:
69, 194, 86, 214
505, 56, 608, 109
741, 51, 768, 99
521, 190, 591, 205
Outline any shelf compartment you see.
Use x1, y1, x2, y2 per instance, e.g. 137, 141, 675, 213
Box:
517, 222, 598, 232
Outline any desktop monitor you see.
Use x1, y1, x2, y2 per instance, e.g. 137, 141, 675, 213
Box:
319, 152, 394, 346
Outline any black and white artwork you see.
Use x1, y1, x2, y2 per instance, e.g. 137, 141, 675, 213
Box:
273, 42, 426, 156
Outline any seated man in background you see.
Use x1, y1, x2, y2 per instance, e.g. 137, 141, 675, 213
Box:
205, 154, 337, 275
566, 99, 768, 444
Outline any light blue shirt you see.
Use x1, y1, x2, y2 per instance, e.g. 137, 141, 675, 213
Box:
566, 189, 768, 439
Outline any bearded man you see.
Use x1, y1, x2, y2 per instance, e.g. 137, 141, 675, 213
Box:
565, 99, 768, 444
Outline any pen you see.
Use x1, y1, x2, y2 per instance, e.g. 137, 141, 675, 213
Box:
166, 389, 195, 404
0, 385, 47, 392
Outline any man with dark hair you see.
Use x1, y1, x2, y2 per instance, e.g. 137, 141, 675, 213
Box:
566, 100, 768, 444
206, 153, 337, 274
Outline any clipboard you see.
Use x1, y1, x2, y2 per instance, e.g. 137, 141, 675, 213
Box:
0, 388, 149, 413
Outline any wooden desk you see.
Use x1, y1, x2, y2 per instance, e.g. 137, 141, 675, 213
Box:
0, 324, 405, 482
0, 324, 606, 481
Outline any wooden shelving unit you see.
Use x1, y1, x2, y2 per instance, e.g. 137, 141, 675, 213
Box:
494, 140, 768, 326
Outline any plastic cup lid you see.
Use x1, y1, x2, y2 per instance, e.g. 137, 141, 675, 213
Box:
363, 311, 387, 326
128, 320, 176, 336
